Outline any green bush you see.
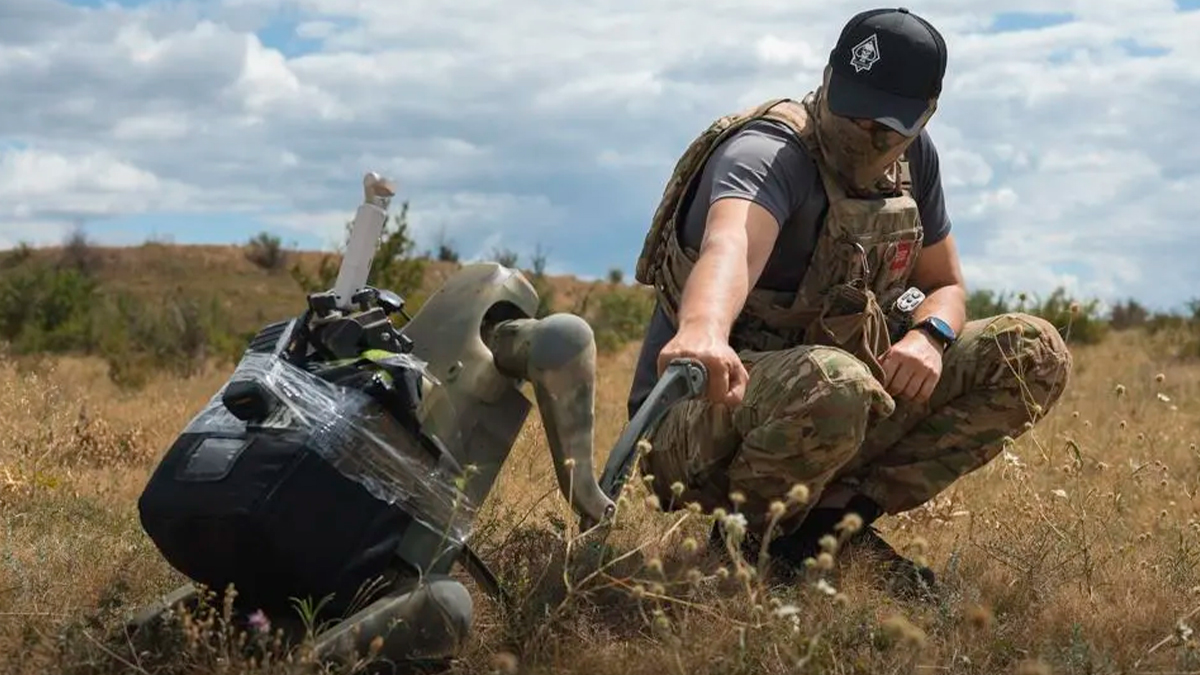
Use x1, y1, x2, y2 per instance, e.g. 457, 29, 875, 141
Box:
1109, 298, 1149, 330
0, 242, 33, 268
0, 253, 244, 389
0, 259, 100, 354
965, 288, 1016, 321
584, 286, 655, 353
245, 231, 288, 271
95, 291, 243, 388
965, 287, 1108, 345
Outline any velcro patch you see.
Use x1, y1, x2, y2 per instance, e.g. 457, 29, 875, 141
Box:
891, 242, 913, 272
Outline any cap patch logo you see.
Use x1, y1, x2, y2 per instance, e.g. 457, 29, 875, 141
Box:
850, 33, 880, 72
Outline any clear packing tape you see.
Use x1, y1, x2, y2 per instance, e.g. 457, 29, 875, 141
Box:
182, 350, 476, 545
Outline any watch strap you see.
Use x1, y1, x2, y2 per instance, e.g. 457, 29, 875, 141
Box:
913, 317, 955, 350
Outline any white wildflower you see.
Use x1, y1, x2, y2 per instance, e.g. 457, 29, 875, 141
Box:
815, 578, 837, 596
721, 512, 748, 539
773, 604, 801, 618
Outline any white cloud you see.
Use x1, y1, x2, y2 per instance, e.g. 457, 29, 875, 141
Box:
0, 148, 199, 217
0, 219, 73, 251
0, 0, 1197, 311
112, 114, 192, 141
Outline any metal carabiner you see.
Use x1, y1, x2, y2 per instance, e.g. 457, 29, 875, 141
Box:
842, 240, 870, 288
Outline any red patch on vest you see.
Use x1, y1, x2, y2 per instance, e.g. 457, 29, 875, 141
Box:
891, 242, 913, 272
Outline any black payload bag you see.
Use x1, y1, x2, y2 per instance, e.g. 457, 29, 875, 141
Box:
137, 319, 467, 618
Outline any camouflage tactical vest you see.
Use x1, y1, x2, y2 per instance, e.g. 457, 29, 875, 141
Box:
634, 94, 924, 381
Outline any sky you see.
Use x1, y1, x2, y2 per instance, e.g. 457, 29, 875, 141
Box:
1, 0, 1198, 313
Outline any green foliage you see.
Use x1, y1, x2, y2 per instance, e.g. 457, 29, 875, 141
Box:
1145, 312, 1191, 336
244, 231, 288, 271
0, 241, 33, 268
490, 246, 520, 268
95, 291, 244, 389
428, 227, 461, 263
1030, 288, 1109, 346
0, 260, 100, 353
0, 202, 438, 389
437, 243, 460, 262
0, 247, 243, 389
585, 286, 655, 353
19, 210, 1200, 388
1109, 298, 1149, 330
965, 289, 1014, 321
965, 287, 1108, 345
60, 225, 102, 276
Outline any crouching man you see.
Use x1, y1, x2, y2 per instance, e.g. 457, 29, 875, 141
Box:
627, 7, 1072, 596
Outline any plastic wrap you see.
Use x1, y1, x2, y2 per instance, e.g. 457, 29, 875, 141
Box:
182, 350, 476, 545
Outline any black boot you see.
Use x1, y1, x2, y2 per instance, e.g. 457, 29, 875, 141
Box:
708, 519, 765, 566
843, 521, 938, 600
767, 495, 938, 600
708, 502, 870, 571
707, 503, 863, 577
763, 505, 853, 565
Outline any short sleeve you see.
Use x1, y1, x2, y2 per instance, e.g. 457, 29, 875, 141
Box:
705, 121, 814, 229
907, 129, 952, 246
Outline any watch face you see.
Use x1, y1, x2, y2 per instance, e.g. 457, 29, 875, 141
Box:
926, 317, 955, 341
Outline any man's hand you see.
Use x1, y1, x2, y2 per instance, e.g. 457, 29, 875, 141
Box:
657, 197, 779, 407
883, 233, 967, 404
879, 329, 943, 403
657, 327, 748, 407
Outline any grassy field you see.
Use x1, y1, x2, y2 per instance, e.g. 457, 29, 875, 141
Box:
3, 267, 1200, 673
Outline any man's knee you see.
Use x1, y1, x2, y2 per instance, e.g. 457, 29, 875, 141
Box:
727, 346, 894, 520
739, 345, 895, 438
973, 312, 1073, 406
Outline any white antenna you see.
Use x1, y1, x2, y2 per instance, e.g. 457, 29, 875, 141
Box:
332, 172, 395, 310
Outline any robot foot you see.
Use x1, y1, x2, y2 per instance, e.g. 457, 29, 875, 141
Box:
124, 574, 472, 673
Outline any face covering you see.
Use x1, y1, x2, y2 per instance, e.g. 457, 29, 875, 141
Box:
808, 73, 936, 196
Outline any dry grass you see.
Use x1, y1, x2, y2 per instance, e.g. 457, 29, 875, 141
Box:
4, 325, 1200, 674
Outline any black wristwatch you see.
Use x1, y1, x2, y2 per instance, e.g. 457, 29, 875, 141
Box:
912, 316, 956, 351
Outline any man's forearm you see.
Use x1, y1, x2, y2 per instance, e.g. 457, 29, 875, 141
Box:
913, 282, 967, 334
676, 234, 750, 339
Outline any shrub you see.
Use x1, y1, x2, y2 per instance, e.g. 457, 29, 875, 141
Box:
245, 231, 288, 271
59, 225, 102, 276
584, 286, 655, 353
490, 247, 520, 268
0, 258, 100, 354
1024, 287, 1109, 345
966, 287, 1108, 345
95, 291, 242, 389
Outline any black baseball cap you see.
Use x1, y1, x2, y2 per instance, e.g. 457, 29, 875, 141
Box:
826, 7, 947, 136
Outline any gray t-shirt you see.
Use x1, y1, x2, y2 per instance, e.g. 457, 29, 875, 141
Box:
626, 119, 952, 418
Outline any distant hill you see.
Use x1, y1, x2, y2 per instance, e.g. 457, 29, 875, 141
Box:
5, 240, 647, 340
0, 237, 658, 390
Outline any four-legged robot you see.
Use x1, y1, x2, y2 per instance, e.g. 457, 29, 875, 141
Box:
127, 173, 707, 670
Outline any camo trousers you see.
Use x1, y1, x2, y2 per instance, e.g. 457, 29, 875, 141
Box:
639, 312, 1073, 537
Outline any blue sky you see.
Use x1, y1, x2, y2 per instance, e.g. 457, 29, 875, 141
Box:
987, 11, 1075, 32
3, 0, 1198, 313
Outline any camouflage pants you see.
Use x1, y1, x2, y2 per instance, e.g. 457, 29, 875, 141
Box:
639, 312, 1073, 537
